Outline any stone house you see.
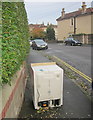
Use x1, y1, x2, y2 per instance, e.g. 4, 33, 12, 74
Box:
56, 2, 93, 44
29, 23, 58, 40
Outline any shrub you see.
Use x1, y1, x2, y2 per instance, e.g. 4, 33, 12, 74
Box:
2, 2, 30, 85
46, 25, 55, 41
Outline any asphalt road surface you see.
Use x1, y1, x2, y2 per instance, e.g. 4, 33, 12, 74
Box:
19, 48, 91, 119
43, 43, 91, 79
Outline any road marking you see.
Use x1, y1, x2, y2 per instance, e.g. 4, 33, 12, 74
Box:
53, 55, 92, 83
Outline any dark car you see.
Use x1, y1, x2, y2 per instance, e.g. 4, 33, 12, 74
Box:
31, 39, 48, 50
64, 37, 82, 46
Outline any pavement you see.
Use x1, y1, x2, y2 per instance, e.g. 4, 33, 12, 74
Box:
18, 49, 92, 119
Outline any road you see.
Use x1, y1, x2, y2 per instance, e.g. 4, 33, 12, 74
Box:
18, 48, 91, 119
43, 43, 91, 79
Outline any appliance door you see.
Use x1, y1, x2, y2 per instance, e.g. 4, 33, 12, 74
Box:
36, 72, 50, 101
36, 71, 62, 101
49, 71, 62, 99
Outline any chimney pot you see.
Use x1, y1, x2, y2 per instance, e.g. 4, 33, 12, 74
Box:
82, 2, 85, 5
61, 8, 65, 17
82, 2, 87, 13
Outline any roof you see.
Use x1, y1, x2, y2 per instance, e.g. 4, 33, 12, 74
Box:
29, 24, 47, 28
56, 7, 93, 21
29, 24, 57, 28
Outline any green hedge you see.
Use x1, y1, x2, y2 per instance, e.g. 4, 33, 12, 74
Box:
0, 2, 2, 85
2, 2, 30, 85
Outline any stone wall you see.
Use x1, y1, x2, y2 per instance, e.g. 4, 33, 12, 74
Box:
0, 62, 27, 119
72, 34, 93, 44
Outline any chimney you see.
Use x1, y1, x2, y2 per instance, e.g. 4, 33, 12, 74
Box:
78, 8, 82, 11
82, 2, 87, 13
61, 8, 65, 17
42, 22, 44, 25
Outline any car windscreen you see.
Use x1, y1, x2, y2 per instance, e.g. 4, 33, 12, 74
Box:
35, 40, 45, 43
68, 38, 74, 40
73, 40, 80, 42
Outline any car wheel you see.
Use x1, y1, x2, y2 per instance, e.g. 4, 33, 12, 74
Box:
36, 47, 38, 50
71, 43, 74, 46
46, 46, 48, 49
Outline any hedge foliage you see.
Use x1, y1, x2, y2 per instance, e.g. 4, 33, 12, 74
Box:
0, 2, 2, 84
2, 2, 30, 85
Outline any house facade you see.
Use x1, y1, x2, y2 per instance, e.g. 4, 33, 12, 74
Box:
29, 23, 58, 40
56, 2, 93, 43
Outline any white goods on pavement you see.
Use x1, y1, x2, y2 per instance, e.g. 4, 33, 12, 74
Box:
30, 62, 63, 109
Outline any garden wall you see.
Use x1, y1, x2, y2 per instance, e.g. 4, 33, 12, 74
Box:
0, 62, 27, 119
72, 34, 93, 44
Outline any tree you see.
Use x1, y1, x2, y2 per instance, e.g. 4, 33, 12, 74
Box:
31, 27, 46, 39
46, 25, 55, 41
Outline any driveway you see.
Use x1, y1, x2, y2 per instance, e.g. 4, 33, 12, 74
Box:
18, 48, 91, 119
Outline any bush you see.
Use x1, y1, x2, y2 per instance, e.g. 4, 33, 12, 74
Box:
2, 2, 30, 85
46, 25, 55, 41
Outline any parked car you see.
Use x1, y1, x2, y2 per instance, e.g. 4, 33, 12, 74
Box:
31, 39, 48, 50
29, 40, 33, 46
64, 37, 82, 46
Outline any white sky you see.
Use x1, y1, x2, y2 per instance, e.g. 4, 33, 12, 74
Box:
24, 1, 92, 25
24, 0, 92, 2
2, 0, 92, 2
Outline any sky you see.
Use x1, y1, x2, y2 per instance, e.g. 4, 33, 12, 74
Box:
24, 1, 91, 25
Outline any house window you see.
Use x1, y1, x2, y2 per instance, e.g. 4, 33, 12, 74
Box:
71, 18, 74, 26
